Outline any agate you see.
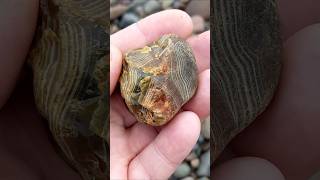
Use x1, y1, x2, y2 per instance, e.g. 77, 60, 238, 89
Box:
211, 0, 282, 163
28, 0, 109, 179
120, 34, 198, 126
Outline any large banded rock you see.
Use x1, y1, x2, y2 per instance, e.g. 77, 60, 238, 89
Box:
211, 0, 282, 163
28, 0, 109, 179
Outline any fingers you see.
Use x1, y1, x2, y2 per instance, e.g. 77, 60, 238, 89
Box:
183, 69, 210, 119
128, 111, 200, 179
110, 44, 122, 95
126, 123, 157, 158
111, 9, 193, 53
187, 31, 210, 73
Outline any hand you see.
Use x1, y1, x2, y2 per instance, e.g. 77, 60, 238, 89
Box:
110, 10, 210, 179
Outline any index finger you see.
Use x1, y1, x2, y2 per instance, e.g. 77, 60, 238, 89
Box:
110, 9, 193, 53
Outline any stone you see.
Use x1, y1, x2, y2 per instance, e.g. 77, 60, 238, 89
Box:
118, 12, 139, 28
190, 158, 200, 168
120, 34, 198, 126
197, 150, 210, 176
111, 24, 119, 34
143, 0, 161, 15
211, 0, 281, 164
186, 152, 197, 161
181, 176, 195, 180
161, 0, 174, 9
201, 116, 210, 139
173, 163, 191, 178
191, 15, 205, 34
28, 0, 109, 179
198, 177, 210, 180
110, 0, 118, 5
110, 4, 129, 20
201, 142, 210, 151
186, 0, 210, 19
134, 5, 145, 17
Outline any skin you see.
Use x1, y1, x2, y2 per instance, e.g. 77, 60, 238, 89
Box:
0, 1, 319, 180
110, 10, 210, 179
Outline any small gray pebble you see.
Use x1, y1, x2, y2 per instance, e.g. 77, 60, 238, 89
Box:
110, 0, 118, 5
144, 0, 161, 15
173, 163, 191, 178
201, 116, 210, 139
186, 152, 197, 161
119, 12, 139, 28
161, 0, 174, 9
134, 5, 145, 17
190, 158, 200, 169
198, 177, 210, 180
197, 150, 210, 176
198, 134, 205, 144
193, 144, 202, 156
110, 4, 129, 20
201, 142, 210, 151
181, 176, 195, 180
192, 143, 199, 151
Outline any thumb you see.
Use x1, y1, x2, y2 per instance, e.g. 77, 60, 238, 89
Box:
110, 44, 122, 95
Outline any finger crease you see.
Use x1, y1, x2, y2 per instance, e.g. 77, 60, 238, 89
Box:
152, 142, 178, 169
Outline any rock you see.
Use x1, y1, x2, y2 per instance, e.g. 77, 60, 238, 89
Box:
190, 158, 200, 169
172, 0, 190, 9
201, 116, 210, 139
118, 12, 139, 28
198, 177, 210, 180
144, 0, 161, 15
110, 25, 119, 34
173, 163, 191, 178
198, 134, 205, 143
110, 0, 118, 5
181, 176, 195, 180
186, 152, 197, 161
191, 15, 205, 34
110, 4, 129, 20
186, 0, 210, 19
192, 143, 201, 156
134, 5, 145, 17
197, 150, 210, 176
201, 142, 210, 151
161, 0, 174, 9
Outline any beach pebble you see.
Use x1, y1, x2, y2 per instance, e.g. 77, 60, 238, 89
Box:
198, 177, 210, 180
161, 0, 174, 9
191, 158, 200, 169
197, 150, 210, 176
144, 0, 161, 15
181, 176, 195, 180
186, 0, 210, 19
186, 152, 197, 161
173, 163, 191, 178
110, 4, 129, 20
192, 15, 205, 34
201, 116, 210, 139
118, 12, 139, 28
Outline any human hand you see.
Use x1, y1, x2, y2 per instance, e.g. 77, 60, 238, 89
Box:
110, 10, 210, 179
